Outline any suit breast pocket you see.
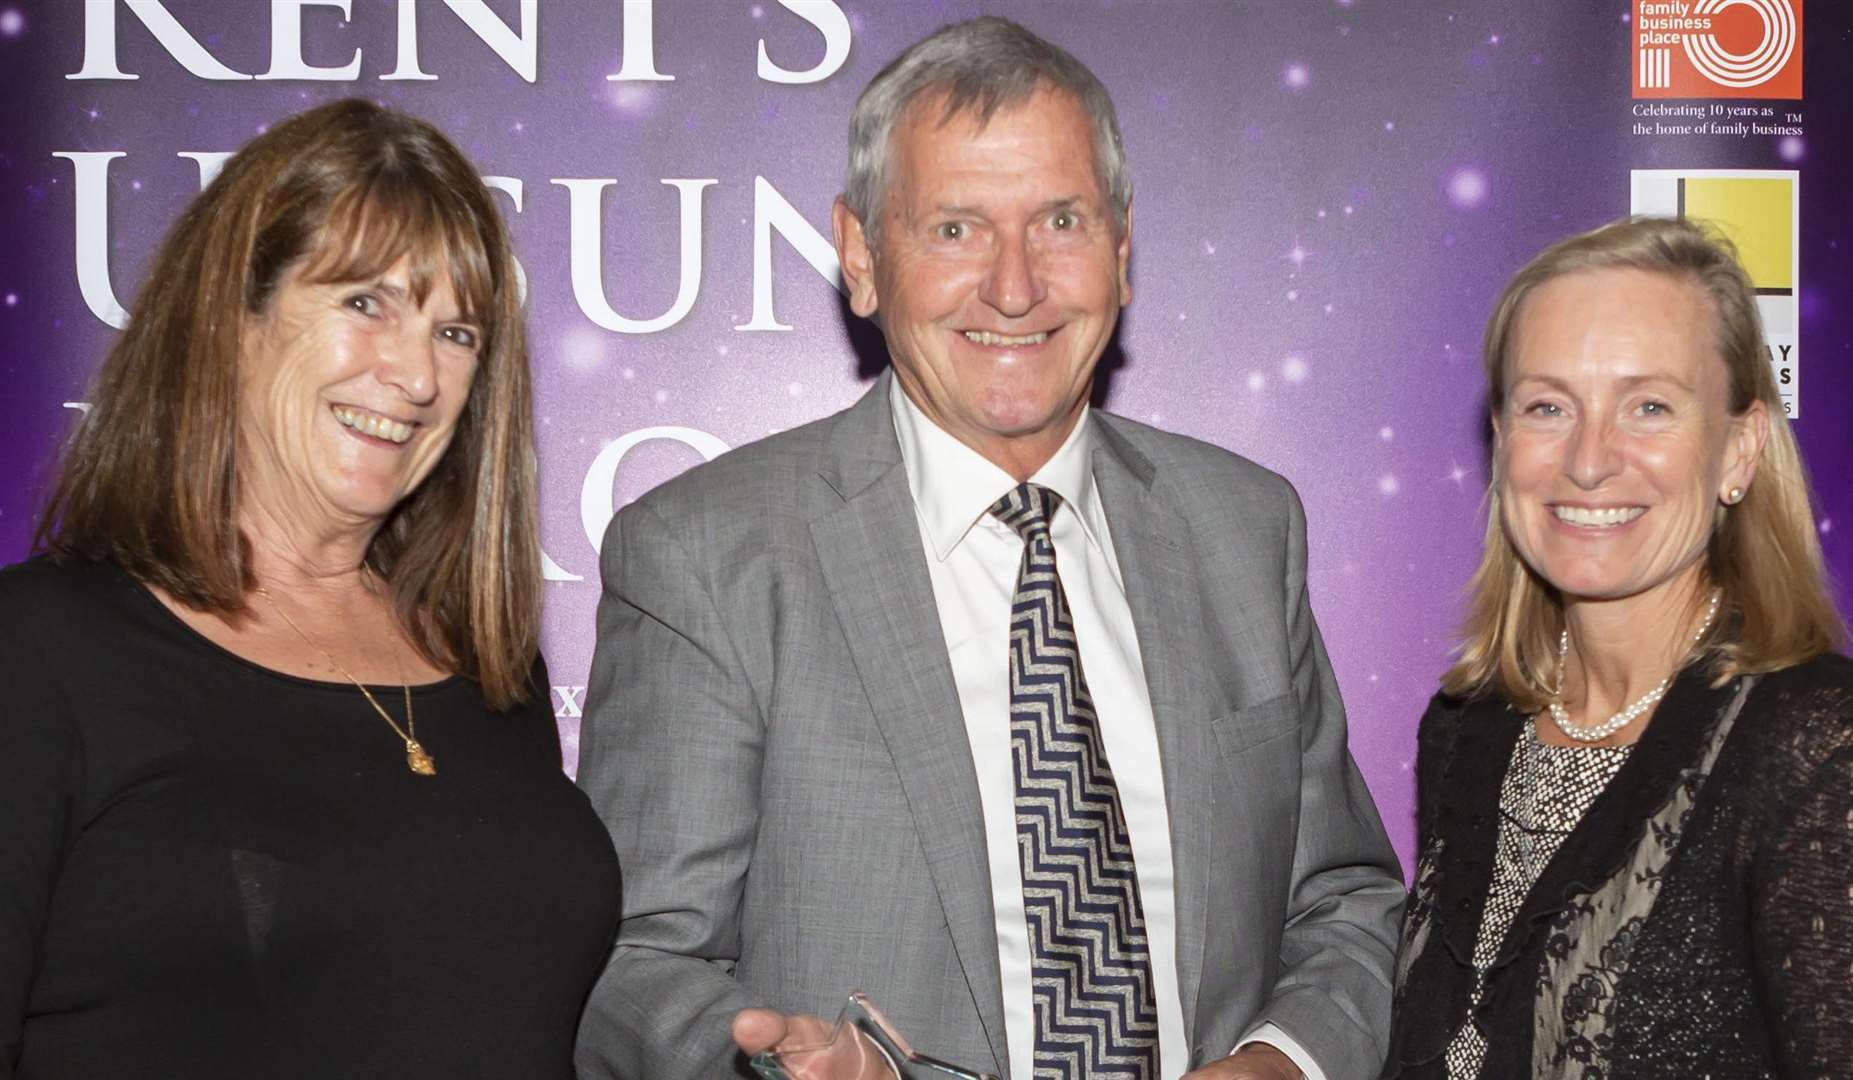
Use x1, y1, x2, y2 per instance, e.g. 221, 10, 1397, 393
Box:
1200, 692, 1301, 961
1208, 692, 1300, 756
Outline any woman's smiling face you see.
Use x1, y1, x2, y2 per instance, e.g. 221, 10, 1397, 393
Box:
238, 253, 481, 533
1496, 267, 1765, 608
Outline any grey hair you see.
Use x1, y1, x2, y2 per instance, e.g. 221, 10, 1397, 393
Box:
844, 16, 1131, 246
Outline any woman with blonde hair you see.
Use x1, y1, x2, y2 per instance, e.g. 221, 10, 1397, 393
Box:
0, 100, 618, 1076
1384, 216, 1850, 1076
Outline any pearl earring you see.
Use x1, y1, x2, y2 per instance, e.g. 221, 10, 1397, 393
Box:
1724, 487, 1744, 505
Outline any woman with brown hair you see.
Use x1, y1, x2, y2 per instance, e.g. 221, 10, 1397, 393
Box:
1384, 216, 1851, 1076
0, 100, 618, 1077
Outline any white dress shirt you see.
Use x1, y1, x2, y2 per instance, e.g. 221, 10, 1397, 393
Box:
889, 382, 1324, 1080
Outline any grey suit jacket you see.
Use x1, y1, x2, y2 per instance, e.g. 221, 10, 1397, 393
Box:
575, 374, 1404, 1079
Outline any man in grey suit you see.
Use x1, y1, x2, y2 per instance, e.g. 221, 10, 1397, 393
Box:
575, 17, 1402, 1080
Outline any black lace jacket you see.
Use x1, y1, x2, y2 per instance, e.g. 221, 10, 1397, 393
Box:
1384, 652, 1853, 1078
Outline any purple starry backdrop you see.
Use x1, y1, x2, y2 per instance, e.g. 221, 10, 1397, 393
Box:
1, 1, 1848, 872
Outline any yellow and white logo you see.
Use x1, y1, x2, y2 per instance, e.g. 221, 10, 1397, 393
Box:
1631, 169, 1801, 416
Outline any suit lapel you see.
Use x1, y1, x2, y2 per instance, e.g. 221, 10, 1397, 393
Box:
807, 378, 1010, 1073
1090, 418, 1215, 1042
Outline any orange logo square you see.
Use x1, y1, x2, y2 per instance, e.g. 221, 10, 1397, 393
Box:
1633, 0, 1802, 100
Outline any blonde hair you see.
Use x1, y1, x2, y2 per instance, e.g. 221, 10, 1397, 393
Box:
1445, 216, 1843, 708
37, 100, 541, 710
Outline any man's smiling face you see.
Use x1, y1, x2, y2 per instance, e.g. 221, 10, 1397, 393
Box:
837, 86, 1131, 478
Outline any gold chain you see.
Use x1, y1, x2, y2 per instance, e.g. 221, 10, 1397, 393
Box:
255, 585, 437, 776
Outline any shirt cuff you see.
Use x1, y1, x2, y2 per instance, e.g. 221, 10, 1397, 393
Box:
1235, 1023, 1325, 1080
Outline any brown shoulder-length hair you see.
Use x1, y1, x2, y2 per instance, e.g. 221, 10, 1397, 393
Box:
1445, 216, 1843, 709
36, 98, 541, 710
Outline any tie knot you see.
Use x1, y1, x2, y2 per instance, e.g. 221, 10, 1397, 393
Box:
990, 482, 1062, 541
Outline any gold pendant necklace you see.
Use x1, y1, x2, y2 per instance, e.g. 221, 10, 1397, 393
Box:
256, 585, 437, 777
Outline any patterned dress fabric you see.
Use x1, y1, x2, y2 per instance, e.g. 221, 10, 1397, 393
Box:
1385, 655, 1853, 1078
991, 482, 1159, 1080
1444, 725, 1631, 1078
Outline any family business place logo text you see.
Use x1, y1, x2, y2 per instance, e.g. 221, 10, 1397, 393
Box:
1634, 0, 1801, 99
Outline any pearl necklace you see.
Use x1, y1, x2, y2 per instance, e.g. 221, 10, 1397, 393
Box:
1548, 589, 1722, 743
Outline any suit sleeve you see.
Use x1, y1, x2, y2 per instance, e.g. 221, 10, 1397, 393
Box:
1250, 481, 1406, 1079
574, 500, 764, 1080
0, 575, 82, 1073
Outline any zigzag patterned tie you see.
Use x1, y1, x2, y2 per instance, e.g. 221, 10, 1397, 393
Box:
991, 482, 1159, 1080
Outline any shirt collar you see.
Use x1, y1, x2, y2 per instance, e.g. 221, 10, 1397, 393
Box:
889, 377, 1107, 562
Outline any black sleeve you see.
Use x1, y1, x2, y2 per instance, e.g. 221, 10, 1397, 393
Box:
0, 573, 84, 1071
1751, 684, 1853, 1076
1412, 693, 1460, 851
525, 652, 562, 769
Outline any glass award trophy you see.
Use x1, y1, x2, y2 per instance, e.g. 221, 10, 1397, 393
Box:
749, 992, 1000, 1080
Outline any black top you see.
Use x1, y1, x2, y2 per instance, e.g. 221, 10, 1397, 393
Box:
0, 558, 621, 1079
1385, 652, 1853, 1078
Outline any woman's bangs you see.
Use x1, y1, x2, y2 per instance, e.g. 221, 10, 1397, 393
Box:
301, 176, 498, 327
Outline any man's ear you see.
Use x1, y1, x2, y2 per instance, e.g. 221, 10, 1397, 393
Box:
833, 197, 880, 319
1116, 199, 1133, 307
